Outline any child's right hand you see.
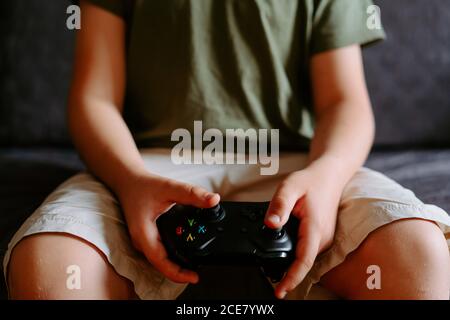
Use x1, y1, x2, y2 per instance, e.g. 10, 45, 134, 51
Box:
116, 172, 220, 284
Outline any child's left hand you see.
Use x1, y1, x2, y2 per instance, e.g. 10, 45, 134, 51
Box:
264, 160, 346, 299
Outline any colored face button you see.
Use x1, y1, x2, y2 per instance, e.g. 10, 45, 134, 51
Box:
198, 225, 206, 234
187, 218, 196, 227
176, 226, 184, 236
186, 233, 195, 242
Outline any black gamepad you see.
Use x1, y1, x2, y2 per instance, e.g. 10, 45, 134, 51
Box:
156, 201, 299, 282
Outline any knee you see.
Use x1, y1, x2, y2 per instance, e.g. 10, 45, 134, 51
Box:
358, 218, 450, 299
7, 233, 135, 300
7, 234, 55, 299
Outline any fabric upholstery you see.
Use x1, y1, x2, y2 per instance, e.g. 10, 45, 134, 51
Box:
1, 149, 449, 299
0, 0, 449, 300
0, 0, 449, 147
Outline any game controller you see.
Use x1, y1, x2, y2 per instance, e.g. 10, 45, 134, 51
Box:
156, 201, 299, 282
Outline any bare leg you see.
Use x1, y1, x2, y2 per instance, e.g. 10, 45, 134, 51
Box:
320, 219, 450, 299
8, 233, 137, 300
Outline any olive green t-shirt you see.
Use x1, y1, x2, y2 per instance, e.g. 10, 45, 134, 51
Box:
87, 0, 385, 150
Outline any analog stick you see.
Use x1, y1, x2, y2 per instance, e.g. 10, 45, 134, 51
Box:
204, 204, 224, 221
262, 225, 285, 240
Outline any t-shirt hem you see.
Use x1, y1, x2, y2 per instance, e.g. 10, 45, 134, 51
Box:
310, 31, 386, 56
84, 0, 126, 19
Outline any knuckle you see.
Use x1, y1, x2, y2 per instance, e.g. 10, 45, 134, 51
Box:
284, 273, 302, 289
270, 196, 294, 217
169, 180, 199, 199
189, 185, 203, 197
271, 195, 290, 209
167, 274, 184, 283
159, 265, 173, 277
301, 256, 315, 271
182, 184, 193, 196
160, 266, 181, 282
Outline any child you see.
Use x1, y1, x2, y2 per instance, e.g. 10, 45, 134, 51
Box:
4, 0, 450, 299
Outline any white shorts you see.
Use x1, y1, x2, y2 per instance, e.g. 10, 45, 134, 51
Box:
3, 149, 450, 299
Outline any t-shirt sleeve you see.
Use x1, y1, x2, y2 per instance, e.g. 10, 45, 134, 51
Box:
72, 0, 127, 19
311, 0, 386, 55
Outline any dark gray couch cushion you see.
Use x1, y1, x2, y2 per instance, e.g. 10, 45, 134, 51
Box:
0, 1, 75, 146
0, 148, 449, 299
1, 0, 449, 148
365, 0, 450, 147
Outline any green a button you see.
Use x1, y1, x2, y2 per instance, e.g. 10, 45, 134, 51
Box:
187, 218, 196, 227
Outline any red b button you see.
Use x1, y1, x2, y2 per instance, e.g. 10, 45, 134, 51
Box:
176, 226, 183, 236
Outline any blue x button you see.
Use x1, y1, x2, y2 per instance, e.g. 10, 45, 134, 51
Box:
198, 225, 206, 234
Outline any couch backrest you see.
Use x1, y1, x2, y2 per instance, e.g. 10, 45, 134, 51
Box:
0, 0, 449, 148
365, 0, 450, 148
0, 0, 75, 147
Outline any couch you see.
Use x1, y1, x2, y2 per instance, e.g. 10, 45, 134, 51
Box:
1, 0, 449, 299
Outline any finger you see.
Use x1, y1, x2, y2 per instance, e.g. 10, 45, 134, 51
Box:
265, 181, 304, 229
275, 218, 321, 299
140, 223, 199, 284
167, 180, 220, 208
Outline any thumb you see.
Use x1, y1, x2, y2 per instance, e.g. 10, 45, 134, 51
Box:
265, 182, 303, 229
166, 180, 220, 208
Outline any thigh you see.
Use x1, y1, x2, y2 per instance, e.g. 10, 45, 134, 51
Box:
320, 218, 450, 299
8, 232, 136, 300
3, 172, 187, 300
287, 167, 450, 299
